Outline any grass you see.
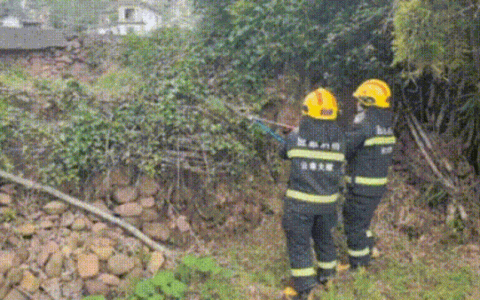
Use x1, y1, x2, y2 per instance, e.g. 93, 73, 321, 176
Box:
206, 185, 480, 300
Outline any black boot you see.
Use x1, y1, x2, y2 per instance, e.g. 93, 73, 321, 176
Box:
317, 268, 336, 285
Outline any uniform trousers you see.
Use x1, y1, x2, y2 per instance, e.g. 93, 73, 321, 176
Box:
343, 191, 382, 268
282, 205, 337, 292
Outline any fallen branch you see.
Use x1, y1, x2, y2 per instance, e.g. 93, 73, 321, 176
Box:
405, 113, 468, 222
405, 114, 455, 189
0, 170, 175, 258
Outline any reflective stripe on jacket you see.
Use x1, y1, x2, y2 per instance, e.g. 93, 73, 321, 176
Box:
346, 107, 395, 196
280, 117, 346, 212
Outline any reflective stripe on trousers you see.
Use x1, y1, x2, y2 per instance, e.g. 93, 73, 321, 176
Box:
318, 260, 337, 270
286, 189, 339, 204
348, 247, 370, 257
344, 176, 388, 186
291, 267, 316, 277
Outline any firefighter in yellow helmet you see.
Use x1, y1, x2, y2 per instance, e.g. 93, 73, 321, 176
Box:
343, 79, 396, 269
280, 88, 346, 300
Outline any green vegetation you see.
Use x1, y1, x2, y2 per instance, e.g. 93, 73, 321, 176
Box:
0, 207, 17, 222
93, 67, 140, 98
85, 254, 238, 300
392, 0, 480, 172
196, 0, 393, 98
44, 0, 111, 31
0, 67, 33, 91
2, 0, 480, 299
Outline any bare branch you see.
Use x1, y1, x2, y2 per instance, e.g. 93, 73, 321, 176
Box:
0, 170, 176, 258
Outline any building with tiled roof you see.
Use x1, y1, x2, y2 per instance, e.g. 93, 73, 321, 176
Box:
0, 27, 67, 50
95, 0, 164, 35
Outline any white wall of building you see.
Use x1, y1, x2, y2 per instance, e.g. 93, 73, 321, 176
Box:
2, 16, 22, 28
141, 8, 161, 32
96, 0, 195, 35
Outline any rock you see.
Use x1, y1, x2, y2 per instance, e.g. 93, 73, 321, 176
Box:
465, 244, 480, 253
60, 211, 75, 227
124, 267, 143, 283
66, 232, 80, 249
43, 201, 68, 215
40, 278, 61, 300
4, 288, 29, 300
107, 254, 135, 276
19, 270, 41, 293
109, 167, 130, 186
91, 246, 114, 261
85, 279, 109, 296
0, 207, 9, 216
61, 246, 73, 257
140, 197, 155, 208
0, 193, 12, 205
89, 201, 113, 222
98, 273, 120, 286
16, 223, 36, 237
6, 235, 21, 247
90, 174, 110, 199
67, 39, 81, 50
113, 186, 138, 203
71, 218, 87, 231
45, 252, 63, 278
0, 251, 17, 273
38, 241, 60, 266
114, 202, 142, 217
122, 237, 143, 254
0, 273, 4, 286
142, 222, 171, 241
140, 208, 160, 222
176, 215, 191, 233
39, 220, 54, 229
30, 236, 41, 250
77, 254, 100, 278
0, 284, 9, 300
132, 256, 142, 268
6, 267, 23, 284
93, 237, 115, 247
0, 184, 16, 195
61, 279, 83, 300
105, 229, 123, 243
138, 176, 160, 197
123, 216, 142, 228
92, 222, 108, 233
56, 55, 73, 64
147, 251, 165, 274
33, 291, 57, 300
16, 248, 29, 264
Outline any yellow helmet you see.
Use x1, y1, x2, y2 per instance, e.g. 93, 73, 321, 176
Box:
302, 88, 338, 120
353, 79, 392, 108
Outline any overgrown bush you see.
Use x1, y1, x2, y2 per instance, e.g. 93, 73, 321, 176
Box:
198, 0, 394, 94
